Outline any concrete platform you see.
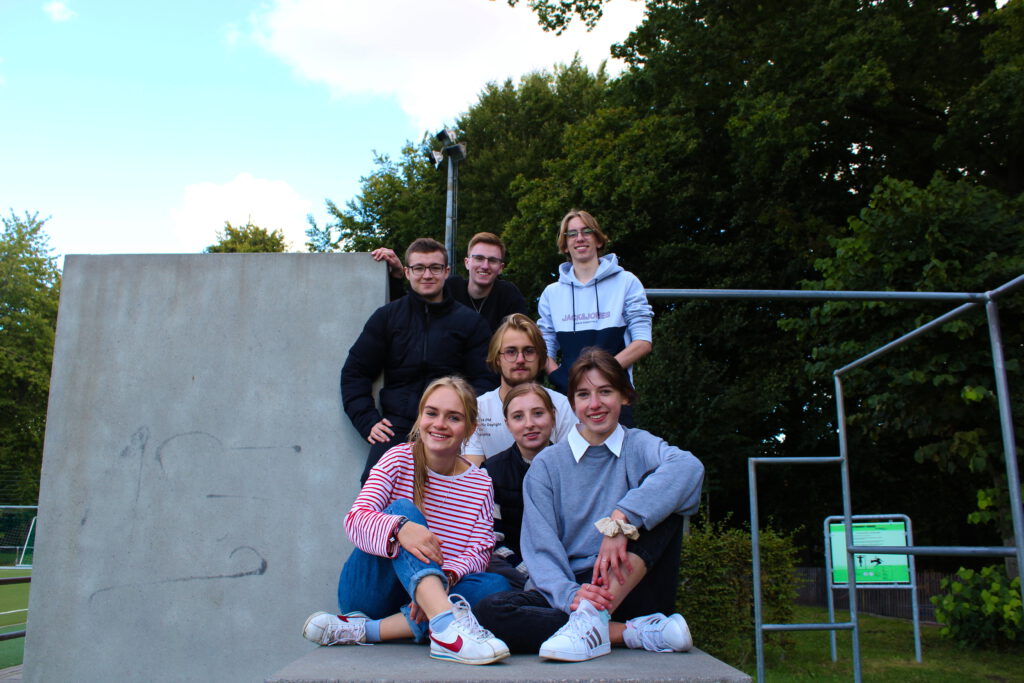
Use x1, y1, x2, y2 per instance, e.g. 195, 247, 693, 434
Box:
266, 643, 752, 683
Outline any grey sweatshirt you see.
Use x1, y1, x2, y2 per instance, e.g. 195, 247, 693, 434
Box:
521, 426, 704, 613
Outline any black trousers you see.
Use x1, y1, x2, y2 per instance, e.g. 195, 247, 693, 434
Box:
473, 513, 685, 653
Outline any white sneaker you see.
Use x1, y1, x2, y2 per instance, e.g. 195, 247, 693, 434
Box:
429, 594, 510, 665
623, 612, 693, 652
302, 611, 368, 646
538, 598, 610, 662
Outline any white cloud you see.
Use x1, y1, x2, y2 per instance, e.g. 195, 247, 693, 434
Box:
170, 173, 314, 252
43, 2, 77, 22
248, 0, 646, 130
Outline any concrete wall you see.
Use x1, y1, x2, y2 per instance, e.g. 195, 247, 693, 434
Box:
24, 253, 386, 683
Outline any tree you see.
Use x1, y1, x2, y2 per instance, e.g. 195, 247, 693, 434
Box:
0, 211, 61, 503
503, 0, 616, 33
456, 59, 609, 277
306, 143, 444, 254
782, 174, 1023, 549
205, 220, 287, 253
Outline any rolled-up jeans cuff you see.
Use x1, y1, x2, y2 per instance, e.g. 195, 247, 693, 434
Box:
401, 566, 446, 642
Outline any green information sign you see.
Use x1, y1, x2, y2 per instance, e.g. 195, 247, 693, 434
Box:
829, 521, 910, 584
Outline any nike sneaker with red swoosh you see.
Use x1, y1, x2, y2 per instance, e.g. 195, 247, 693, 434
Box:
428, 594, 510, 665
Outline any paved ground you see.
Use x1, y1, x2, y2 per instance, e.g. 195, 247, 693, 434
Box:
267, 643, 751, 683
0, 665, 20, 681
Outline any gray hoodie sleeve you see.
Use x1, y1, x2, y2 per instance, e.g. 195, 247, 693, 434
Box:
521, 458, 580, 613
615, 430, 704, 529
622, 271, 654, 344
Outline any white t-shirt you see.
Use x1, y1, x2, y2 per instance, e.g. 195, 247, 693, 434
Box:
464, 386, 577, 458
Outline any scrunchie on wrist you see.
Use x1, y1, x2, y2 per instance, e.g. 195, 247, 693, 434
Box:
594, 516, 640, 540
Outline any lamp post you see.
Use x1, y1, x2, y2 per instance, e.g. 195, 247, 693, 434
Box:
428, 129, 467, 264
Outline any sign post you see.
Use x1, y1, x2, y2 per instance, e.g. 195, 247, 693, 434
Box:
824, 514, 921, 662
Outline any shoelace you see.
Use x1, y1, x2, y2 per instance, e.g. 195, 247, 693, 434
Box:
450, 597, 496, 639
323, 619, 365, 646
555, 605, 597, 639
631, 614, 671, 651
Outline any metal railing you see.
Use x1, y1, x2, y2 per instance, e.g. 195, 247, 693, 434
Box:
648, 273, 1024, 682
0, 575, 30, 641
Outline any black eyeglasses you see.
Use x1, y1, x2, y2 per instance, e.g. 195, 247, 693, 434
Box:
564, 228, 595, 239
468, 254, 504, 266
501, 346, 538, 362
406, 264, 447, 276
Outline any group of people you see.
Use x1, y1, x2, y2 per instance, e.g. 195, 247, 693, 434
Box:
302, 211, 705, 666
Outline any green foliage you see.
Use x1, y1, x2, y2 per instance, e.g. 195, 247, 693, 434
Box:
677, 517, 801, 668
502, 0, 609, 34
459, 60, 608, 290
306, 142, 444, 254
783, 174, 1024, 539
931, 565, 1024, 650
334, 0, 1018, 559
0, 212, 61, 503
205, 220, 287, 253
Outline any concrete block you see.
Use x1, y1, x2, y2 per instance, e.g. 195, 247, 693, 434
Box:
24, 253, 387, 683
266, 644, 752, 683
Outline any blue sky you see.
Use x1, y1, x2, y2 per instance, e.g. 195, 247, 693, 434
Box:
0, 0, 645, 259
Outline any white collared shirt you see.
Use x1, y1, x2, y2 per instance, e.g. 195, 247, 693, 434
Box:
567, 423, 625, 462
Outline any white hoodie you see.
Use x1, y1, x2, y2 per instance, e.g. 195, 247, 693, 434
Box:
537, 253, 653, 390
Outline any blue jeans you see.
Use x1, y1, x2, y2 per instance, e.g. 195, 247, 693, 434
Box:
337, 499, 511, 642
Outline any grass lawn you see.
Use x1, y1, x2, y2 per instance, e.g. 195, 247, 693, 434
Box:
745, 605, 1023, 682
0, 567, 30, 670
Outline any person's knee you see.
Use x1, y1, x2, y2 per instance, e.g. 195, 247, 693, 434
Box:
475, 572, 512, 594
385, 498, 426, 524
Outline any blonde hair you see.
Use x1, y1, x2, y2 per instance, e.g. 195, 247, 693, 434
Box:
556, 209, 609, 258
502, 382, 556, 420
407, 376, 479, 509
486, 313, 548, 375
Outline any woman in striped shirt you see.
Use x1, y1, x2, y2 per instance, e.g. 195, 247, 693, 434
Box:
302, 376, 511, 665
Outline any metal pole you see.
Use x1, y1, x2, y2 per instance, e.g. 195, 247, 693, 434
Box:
835, 374, 863, 683
907, 516, 922, 662
749, 458, 767, 683
444, 158, 456, 264
986, 299, 1024, 579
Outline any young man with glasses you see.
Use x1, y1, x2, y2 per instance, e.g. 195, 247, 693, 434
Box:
342, 238, 496, 483
372, 232, 527, 333
463, 314, 575, 466
537, 210, 653, 427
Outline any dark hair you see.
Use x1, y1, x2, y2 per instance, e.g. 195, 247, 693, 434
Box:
486, 313, 548, 375
567, 347, 635, 408
405, 237, 448, 266
556, 209, 609, 258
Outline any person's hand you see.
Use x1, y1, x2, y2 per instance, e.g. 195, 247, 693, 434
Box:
408, 600, 428, 624
397, 521, 444, 565
367, 418, 395, 444
592, 532, 632, 587
371, 248, 403, 278
570, 578, 614, 612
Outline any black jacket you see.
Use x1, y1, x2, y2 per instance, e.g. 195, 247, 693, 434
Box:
341, 287, 496, 439
481, 443, 530, 559
388, 275, 528, 333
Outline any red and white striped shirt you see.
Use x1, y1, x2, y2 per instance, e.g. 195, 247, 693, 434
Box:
344, 443, 496, 580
